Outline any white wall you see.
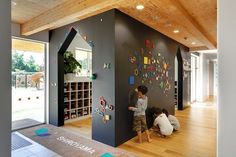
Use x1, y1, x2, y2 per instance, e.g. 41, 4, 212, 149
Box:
218, 0, 236, 156
209, 61, 214, 96
0, 0, 11, 156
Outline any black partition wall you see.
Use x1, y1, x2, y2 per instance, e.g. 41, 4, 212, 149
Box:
49, 9, 190, 147
50, 27, 77, 126
49, 10, 116, 146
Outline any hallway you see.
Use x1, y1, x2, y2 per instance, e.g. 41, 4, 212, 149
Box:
119, 101, 216, 157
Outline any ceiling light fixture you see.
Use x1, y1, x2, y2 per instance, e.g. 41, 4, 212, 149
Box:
136, 4, 144, 10
173, 30, 179, 34
191, 42, 196, 45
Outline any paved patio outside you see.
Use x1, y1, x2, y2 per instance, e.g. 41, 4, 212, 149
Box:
12, 87, 45, 123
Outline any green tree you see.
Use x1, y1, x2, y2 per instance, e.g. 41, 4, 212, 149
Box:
12, 53, 25, 72
12, 53, 40, 72
25, 55, 39, 72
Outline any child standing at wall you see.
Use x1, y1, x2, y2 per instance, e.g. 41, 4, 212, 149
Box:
162, 108, 180, 131
128, 85, 152, 143
153, 108, 173, 137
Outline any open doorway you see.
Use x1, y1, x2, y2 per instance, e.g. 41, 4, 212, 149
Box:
11, 37, 47, 130
61, 33, 93, 139
209, 58, 218, 101
191, 54, 199, 103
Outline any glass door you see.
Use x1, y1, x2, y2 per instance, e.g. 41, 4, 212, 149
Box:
12, 38, 47, 130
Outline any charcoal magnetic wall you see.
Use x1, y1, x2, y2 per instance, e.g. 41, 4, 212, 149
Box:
50, 27, 77, 126
49, 10, 116, 146
49, 9, 190, 147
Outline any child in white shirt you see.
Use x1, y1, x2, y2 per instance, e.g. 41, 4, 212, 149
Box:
162, 109, 180, 131
153, 108, 173, 136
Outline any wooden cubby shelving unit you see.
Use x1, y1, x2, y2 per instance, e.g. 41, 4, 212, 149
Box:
64, 81, 92, 122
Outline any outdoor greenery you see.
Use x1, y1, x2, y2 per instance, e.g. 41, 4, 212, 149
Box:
64, 51, 81, 74
12, 53, 40, 72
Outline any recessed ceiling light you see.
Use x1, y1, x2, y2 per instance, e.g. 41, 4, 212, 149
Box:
173, 30, 179, 33
136, 4, 144, 10
191, 42, 196, 45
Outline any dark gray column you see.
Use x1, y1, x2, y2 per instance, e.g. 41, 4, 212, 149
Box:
0, 0, 11, 156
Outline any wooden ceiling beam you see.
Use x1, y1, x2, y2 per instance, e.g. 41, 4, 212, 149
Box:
189, 46, 209, 52
21, 0, 124, 36
169, 0, 216, 49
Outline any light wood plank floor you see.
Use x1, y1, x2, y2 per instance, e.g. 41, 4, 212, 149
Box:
62, 101, 216, 157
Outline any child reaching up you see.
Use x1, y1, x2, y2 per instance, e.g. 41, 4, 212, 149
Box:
153, 108, 173, 137
128, 85, 152, 143
162, 109, 180, 131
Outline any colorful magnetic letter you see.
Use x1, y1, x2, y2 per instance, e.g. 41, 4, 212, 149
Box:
129, 76, 135, 85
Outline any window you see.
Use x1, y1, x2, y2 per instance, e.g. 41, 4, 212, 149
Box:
75, 48, 92, 77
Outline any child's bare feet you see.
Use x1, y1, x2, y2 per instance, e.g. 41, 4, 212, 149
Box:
147, 138, 152, 142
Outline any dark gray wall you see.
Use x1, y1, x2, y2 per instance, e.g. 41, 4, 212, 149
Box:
114, 10, 189, 145
0, 0, 11, 156
49, 10, 116, 146
49, 9, 190, 147
12, 22, 49, 42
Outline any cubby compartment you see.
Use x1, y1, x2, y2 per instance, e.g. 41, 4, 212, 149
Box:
64, 102, 70, 111
64, 81, 92, 122
77, 82, 83, 90
84, 82, 89, 90
64, 111, 70, 120
84, 91, 89, 99
83, 107, 89, 115
64, 83, 70, 92
71, 109, 77, 119
89, 82, 92, 89
78, 100, 83, 108
71, 92, 76, 100
89, 107, 92, 114
70, 82, 77, 91
64, 93, 70, 102
84, 99, 89, 107
77, 109, 83, 117
90, 90, 92, 97
71, 101, 77, 109
77, 91, 83, 99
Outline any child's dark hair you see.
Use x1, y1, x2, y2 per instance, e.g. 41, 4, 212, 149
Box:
137, 85, 148, 95
162, 108, 169, 117
153, 107, 162, 118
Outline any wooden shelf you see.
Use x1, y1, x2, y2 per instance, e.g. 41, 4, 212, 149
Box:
64, 81, 92, 121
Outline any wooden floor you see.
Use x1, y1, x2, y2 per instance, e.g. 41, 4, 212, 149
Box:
61, 117, 92, 139
62, 101, 216, 157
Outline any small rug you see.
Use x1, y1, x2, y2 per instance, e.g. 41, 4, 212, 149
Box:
11, 133, 33, 151
18, 124, 136, 157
